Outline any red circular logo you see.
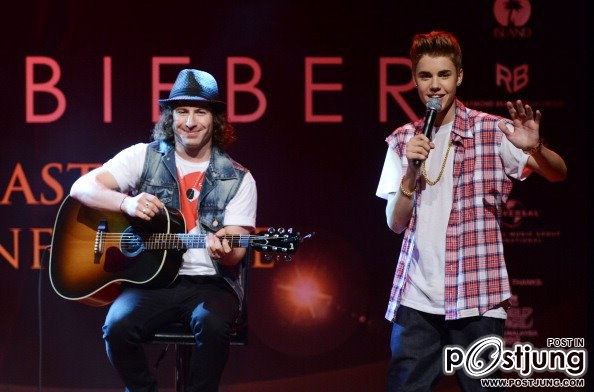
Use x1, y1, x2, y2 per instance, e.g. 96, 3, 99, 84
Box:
493, 0, 531, 27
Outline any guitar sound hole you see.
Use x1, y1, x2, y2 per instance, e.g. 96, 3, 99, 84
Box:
120, 226, 145, 257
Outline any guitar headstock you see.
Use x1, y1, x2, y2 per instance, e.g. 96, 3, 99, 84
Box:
250, 227, 313, 262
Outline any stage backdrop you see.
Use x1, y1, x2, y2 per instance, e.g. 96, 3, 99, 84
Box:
0, 1, 589, 391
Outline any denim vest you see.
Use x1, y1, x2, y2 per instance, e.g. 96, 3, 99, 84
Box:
136, 141, 250, 310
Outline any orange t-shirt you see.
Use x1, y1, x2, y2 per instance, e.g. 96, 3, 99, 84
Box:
177, 170, 206, 231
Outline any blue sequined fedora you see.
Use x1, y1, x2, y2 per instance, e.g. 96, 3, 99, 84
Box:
159, 69, 225, 110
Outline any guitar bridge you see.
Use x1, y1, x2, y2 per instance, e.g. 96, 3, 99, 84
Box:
94, 220, 108, 263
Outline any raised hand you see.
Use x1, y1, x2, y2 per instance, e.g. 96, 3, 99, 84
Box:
498, 100, 541, 152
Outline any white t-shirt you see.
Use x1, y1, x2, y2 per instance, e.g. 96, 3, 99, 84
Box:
376, 122, 529, 319
103, 143, 257, 276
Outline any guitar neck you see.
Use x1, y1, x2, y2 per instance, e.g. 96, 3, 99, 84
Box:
137, 234, 251, 250
98, 227, 299, 254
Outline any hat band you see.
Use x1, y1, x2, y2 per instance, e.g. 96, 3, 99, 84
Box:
170, 88, 217, 100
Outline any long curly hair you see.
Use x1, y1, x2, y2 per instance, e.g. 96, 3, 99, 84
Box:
152, 104, 236, 149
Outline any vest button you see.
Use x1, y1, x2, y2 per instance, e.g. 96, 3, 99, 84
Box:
212, 220, 219, 227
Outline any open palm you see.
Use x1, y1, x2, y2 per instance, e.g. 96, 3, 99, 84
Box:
498, 100, 541, 150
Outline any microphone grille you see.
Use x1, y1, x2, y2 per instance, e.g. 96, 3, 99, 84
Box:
426, 97, 442, 112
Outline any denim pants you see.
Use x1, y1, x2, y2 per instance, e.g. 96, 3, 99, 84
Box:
103, 276, 239, 392
387, 305, 505, 392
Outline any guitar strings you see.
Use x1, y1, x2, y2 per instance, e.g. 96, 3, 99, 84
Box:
94, 234, 282, 246
95, 234, 278, 240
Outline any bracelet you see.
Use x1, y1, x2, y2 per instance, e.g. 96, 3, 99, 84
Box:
400, 177, 417, 198
523, 139, 543, 156
119, 195, 129, 212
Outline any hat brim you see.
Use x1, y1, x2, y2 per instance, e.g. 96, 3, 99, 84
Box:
159, 96, 226, 110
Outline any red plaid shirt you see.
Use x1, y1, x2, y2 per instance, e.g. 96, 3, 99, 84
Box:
385, 100, 513, 320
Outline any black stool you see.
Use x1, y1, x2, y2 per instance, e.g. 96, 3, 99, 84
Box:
149, 321, 247, 392
150, 250, 252, 391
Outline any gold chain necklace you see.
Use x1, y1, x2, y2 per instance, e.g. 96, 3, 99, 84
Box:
421, 139, 453, 186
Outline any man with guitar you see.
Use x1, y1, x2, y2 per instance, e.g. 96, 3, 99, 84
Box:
69, 68, 257, 392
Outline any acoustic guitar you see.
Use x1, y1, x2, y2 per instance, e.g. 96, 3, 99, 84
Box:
49, 196, 306, 306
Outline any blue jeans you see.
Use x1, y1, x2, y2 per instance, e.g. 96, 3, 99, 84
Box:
388, 305, 505, 392
103, 276, 239, 392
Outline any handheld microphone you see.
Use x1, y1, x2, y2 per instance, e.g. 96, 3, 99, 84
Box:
413, 97, 442, 167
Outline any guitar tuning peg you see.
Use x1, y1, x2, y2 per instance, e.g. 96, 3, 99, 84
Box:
263, 253, 273, 262
267, 227, 275, 233
283, 255, 292, 262
277, 228, 285, 234
272, 246, 278, 252
287, 228, 293, 233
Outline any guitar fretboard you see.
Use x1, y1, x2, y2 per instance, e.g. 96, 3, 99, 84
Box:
97, 233, 252, 250
150, 234, 251, 250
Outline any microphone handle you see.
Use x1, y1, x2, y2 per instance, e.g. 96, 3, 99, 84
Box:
413, 109, 438, 167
